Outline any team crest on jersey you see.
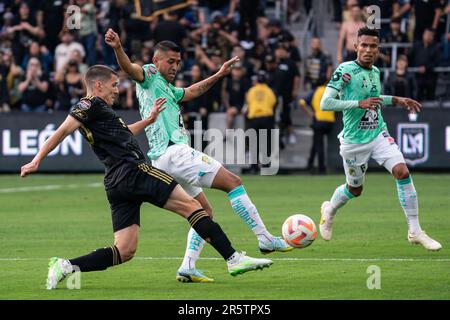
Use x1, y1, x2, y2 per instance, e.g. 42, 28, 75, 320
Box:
348, 168, 356, 176
342, 73, 351, 82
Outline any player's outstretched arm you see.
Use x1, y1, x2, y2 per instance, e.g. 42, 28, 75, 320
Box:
20, 116, 81, 177
128, 98, 166, 136
182, 56, 240, 102
105, 28, 144, 82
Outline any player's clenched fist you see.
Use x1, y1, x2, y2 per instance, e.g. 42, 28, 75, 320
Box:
105, 28, 121, 49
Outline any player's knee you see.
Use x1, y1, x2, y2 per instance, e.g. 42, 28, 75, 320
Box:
186, 197, 202, 213
348, 185, 363, 197
392, 164, 410, 180
227, 172, 242, 189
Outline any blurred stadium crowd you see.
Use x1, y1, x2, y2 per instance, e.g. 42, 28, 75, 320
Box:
0, 0, 449, 126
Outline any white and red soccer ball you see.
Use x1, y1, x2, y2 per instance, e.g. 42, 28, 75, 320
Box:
282, 214, 317, 248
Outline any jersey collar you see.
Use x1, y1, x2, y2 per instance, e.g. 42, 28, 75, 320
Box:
353, 60, 373, 71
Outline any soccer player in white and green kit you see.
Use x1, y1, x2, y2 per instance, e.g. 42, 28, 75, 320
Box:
319, 27, 441, 251
105, 29, 292, 283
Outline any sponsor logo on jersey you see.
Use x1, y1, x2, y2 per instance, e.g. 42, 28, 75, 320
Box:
146, 65, 157, 77
78, 99, 91, 110
382, 131, 395, 144
397, 123, 429, 166
358, 109, 379, 130
149, 65, 157, 74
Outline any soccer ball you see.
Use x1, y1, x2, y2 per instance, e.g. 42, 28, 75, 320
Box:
282, 214, 317, 248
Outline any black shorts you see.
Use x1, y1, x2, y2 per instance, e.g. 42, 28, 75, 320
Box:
106, 163, 178, 232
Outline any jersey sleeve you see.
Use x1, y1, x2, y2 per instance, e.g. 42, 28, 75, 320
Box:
69, 98, 98, 124
138, 64, 158, 89
170, 85, 185, 103
327, 64, 352, 92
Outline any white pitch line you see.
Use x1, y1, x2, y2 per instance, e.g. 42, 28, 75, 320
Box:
1, 257, 449, 262
0, 183, 103, 193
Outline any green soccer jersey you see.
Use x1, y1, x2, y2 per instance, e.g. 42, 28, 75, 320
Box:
135, 64, 187, 160
327, 61, 388, 144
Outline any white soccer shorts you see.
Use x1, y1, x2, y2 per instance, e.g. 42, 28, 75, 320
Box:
152, 144, 222, 197
340, 131, 405, 187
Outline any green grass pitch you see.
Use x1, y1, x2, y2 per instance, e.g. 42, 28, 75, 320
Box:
0, 173, 449, 299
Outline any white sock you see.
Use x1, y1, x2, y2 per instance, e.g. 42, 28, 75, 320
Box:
330, 184, 355, 213
226, 251, 240, 265
179, 228, 205, 270
396, 176, 422, 235
227, 185, 273, 243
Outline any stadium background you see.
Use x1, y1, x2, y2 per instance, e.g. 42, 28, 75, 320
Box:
0, 0, 449, 302
1, 0, 449, 172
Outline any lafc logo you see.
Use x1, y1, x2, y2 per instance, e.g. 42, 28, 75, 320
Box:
397, 123, 428, 166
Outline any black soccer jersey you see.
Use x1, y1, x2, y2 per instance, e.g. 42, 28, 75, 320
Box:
70, 96, 146, 188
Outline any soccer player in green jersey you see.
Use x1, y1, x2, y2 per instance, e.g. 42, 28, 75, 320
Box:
105, 29, 292, 283
319, 26, 441, 251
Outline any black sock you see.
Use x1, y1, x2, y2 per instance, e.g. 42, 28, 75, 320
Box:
69, 246, 122, 272
187, 209, 235, 260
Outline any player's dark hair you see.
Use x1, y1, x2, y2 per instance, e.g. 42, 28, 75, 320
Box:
357, 26, 380, 39
154, 40, 181, 53
84, 65, 118, 88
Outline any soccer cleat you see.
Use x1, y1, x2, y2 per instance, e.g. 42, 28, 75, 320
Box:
320, 201, 336, 241
408, 231, 442, 251
259, 236, 294, 254
46, 257, 72, 290
176, 268, 214, 283
227, 252, 273, 276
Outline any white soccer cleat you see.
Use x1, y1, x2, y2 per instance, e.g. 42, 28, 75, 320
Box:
408, 231, 442, 251
320, 201, 336, 241
258, 236, 294, 254
46, 257, 72, 290
227, 252, 273, 276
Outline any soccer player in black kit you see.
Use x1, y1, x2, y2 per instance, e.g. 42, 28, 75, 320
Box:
20, 65, 272, 289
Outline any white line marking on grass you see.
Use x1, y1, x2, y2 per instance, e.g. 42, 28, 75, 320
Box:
1, 257, 449, 262
0, 183, 103, 193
